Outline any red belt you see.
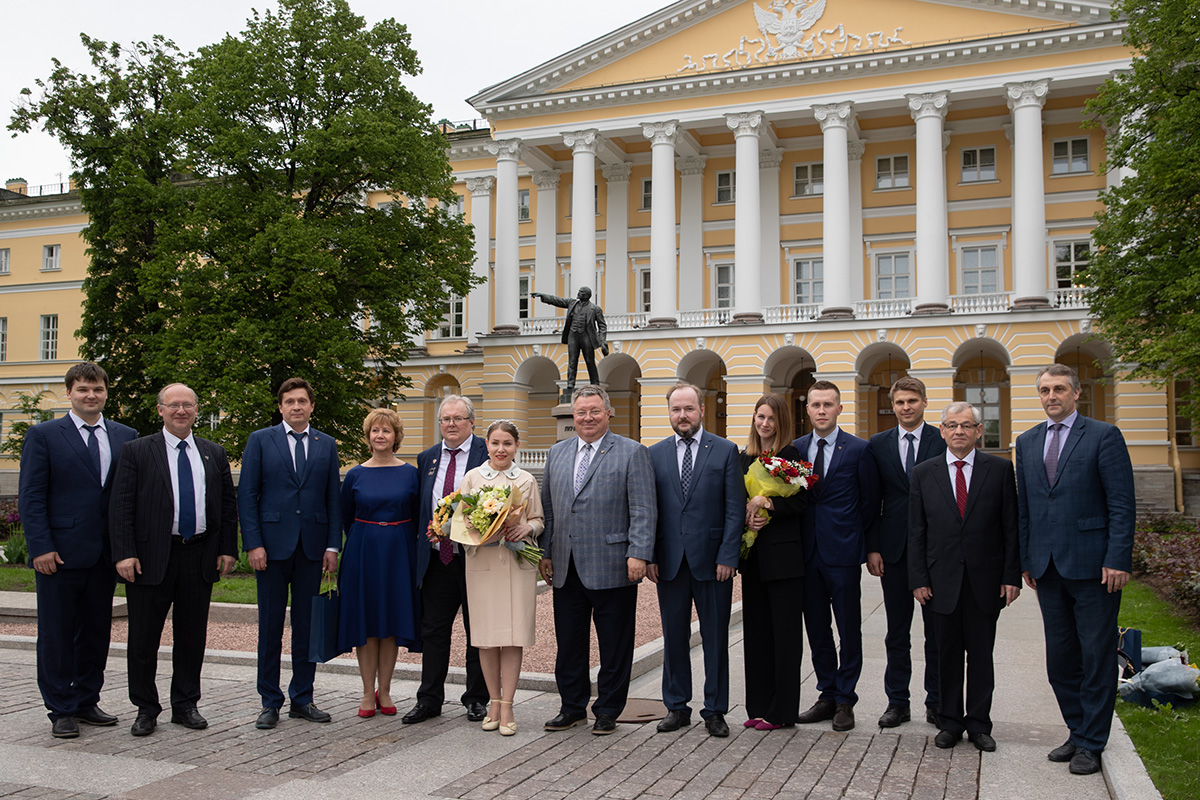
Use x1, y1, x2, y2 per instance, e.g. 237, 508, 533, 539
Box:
355, 518, 411, 526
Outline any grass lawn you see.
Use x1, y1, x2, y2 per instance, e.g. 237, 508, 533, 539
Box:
1, 564, 259, 604
0, 565, 35, 592
1116, 580, 1200, 800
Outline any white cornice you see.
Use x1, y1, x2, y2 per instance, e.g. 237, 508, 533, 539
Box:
0, 199, 84, 222
0, 221, 88, 239
0, 280, 85, 294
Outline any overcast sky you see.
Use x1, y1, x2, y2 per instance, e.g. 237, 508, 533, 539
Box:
1, 0, 655, 187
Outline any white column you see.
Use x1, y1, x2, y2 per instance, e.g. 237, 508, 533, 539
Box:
676, 156, 706, 314
642, 120, 679, 327
531, 170, 560, 318
465, 176, 494, 343
908, 92, 951, 314
1006, 79, 1052, 310
486, 139, 521, 334
759, 147, 783, 308
815, 102, 855, 319
563, 129, 600, 296
602, 163, 631, 315
726, 112, 764, 324
847, 140, 866, 304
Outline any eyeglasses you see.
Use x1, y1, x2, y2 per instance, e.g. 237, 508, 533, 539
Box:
161, 403, 197, 411
941, 421, 978, 431
439, 416, 471, 424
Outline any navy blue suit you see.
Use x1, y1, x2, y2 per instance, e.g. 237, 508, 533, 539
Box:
794, 429, 880, 706
1017, 413, 1134, 754
239, 423, 342, 708
866, 424, 945, 711
19, 414, 137, 722
412, 436, 489, 710
649, 430, 742, 719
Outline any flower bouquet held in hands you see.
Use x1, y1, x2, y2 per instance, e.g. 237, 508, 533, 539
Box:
427, 490, 462, 545
450, 483, 544, 566
741, 451, 818, 558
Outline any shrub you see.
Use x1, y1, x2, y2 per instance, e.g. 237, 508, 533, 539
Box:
1134, 514, 1200, 618
0, 499, 19, 539
1, 532, 28, 565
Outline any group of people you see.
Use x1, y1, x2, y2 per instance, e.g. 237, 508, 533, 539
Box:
19, 360, 1134, 779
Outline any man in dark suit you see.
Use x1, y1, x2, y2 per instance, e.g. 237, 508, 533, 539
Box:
540, 385, 657, 735
402, 394, 489, 724
109, 383, 238, 737
909, 401, 1020, 752
647, 382, 742, 738
793, 380, 879, 732
1016, 364, 1135, 775
19, 362, 137, 739
532, 286, 608, 395
239, 377, 342, 729
866, 376, 946, 728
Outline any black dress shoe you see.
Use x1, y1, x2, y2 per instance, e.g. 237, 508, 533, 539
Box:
51, 717, 80, 739
465, 702, 487, 722
832, 703, 855, 732
171, 708, 209, 730
796, 699, 836, 724
1048, 739, 1078, 762
705, 713, 729, 738
1069, 748, 1101, 775
968, 732, 997, 752
131, 714, 157, 737
402, 703, 442, 724
544, 711, 587, 731
934, 729, 960, 749
925, 707, 939, 725
878, 704, 910, 728
656, 709, 691, 732
256, 708, 280, 729
75, 706, 118, 727
289, 702, 331, 723
592, 714, 617, 735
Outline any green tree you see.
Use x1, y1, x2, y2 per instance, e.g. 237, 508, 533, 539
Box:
1, 393, 56, 459
1085, 0, 1200, 419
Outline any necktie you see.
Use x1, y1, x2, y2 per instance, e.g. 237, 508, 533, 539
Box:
575, 443, 593, 495
1045, 423, 1063, 484
82, 424, 102, 483
955, 460, 968, 519
814, 438, 826, 480
290, 430, 307, 477
903, 432, 916, 477
440, 448, 459, 565
177, 441, 196, 540
680, 437, 695, 497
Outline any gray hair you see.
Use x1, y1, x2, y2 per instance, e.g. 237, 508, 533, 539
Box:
157, 383, 199, 406
941, 401, 982, 425
437, 394, 475, 421
572, 385, 613, 414
1036, 363, 1081, 393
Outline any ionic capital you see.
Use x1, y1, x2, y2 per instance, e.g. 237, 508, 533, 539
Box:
484, 139, 522, 162
601, 163, 633, 183
641, 120, 679, 147
906, 92, 949, 122
465, 176, 495, 196
531, 170, 562, 188
676, 155, 707, 175
1005, 80, 1050, 112
847, 140, 866, 161
562, 129, 601, 154
725, 111, 764, 138
814, 102, 855, 131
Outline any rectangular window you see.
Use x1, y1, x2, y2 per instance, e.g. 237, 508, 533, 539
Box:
961, 147, 996, 182
1054, 240, 1090, 288
641, 178, 653, 210
42, 244, 61, 271
793, 162, 824, 196
448, 195, 464, 217
714, 264, 734, 309
0, 248, 9, 274
518, 275, 531, 320
1176, 380, 1196, 447
0, 317, 6, 362
964, 385, 1002, 449
437, 295, 464, 339
518, 189, 531, 222
876, 155, 910, 189
1052, 138, 1090, 174
875, 253, 911, 299
961, 246, 999, 294
716, 171, 736, 203
637, 269, 652, 313
794, 258, 824, 304
40, 315, 58, 360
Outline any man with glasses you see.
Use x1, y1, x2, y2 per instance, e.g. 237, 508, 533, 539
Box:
404, 395, 490, 724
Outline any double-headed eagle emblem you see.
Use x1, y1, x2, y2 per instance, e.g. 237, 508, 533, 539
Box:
753, 0, 828, 60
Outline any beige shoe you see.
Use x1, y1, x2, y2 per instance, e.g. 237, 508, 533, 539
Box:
482, 698, 502, 731
497, 699, 516, 736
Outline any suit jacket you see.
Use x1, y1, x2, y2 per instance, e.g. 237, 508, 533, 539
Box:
109, 432, 238, 586
539, 294, 608, 351
793, 430, 880, 567
414, 435, 488, 585
649, 431, 743, 581
238, 424, 342, 561
1016, 415, 1135, 580
866, 424, 947, 564
539, 431, 656, 590
739, 444, 809, 582
19, 414, 138, 569
908, 451, 1020, 616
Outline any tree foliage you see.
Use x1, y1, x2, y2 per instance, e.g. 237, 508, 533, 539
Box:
0, 393, 56, 459
10, 0, 477, 457
1085, 0, 1200, 420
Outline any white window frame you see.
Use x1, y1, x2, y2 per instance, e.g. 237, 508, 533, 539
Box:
792, 257, 824, 305
0, 248, 9, 275
875, 155, 910, 190
635, 267, 652, 313
712, 263, 735, 309
874, 251, 912, 299
1053, 239, 1091, 288
959, 245, 1001, 295
518, 273, 532, 320
793, 162, 824, 196
42, 244, 61, 271
517, 189, 531, 222
444, 195, 464, 217
0, 317, 6, 362
715, 170, 736, 204
40, 314, 58, 360
640, 178, 652, 210
436, 293, 465, 339
961, 146, 996, 182
963, 384, 1003, 449
1052, 137, 1090, 174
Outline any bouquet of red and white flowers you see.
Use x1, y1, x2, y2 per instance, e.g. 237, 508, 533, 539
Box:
741, 451, 818, 558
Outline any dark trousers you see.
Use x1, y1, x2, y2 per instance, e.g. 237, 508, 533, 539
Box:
126, 539, 213, 717
656, 555, 733, 718
565, 338, 599, 390
933, 572, 999, 735
880, 549, 939, 709
255, 548, 322, 708
741, 558, 804, 724
416, 552, 487, 708
35, 562, 117, 721
1036, 561, 1121, 753
802, 552, 863, 705
553, 559, 638, 718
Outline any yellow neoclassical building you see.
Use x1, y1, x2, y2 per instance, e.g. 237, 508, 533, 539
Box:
1, 0, 1195, 511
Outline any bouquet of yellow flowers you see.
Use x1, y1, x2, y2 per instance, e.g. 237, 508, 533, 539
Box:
741, 451, 817, 558
427, 490, 461, 544
450, 483, 544, 566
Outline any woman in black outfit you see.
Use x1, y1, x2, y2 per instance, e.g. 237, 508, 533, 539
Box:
740, 393, 810, 730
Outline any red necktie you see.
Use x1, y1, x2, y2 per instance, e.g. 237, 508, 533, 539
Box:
439, 448, 458, 565
955, 460, 968, 519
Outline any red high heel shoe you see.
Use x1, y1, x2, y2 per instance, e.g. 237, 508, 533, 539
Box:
358, 707, 376, 718
376, 690, 397, 716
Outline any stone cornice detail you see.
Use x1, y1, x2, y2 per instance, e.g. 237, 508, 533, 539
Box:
676, 155, 707, 175
601, 163, 633, 183
466, 176, 495, 195
563, 129, 601, 154
1006, 79, 1051, 111
484, 139, 522, 161
531, 170, 562, 188
0, 198, 84, 222
759, 148, 784, 170
907, 92, 949, 121
847, 140, 866, 161
725, 111, 763, 138
814, 102, 855, 131
641, 120, 679, 147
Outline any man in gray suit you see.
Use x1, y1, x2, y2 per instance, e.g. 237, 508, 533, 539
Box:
539, 385, 656, 735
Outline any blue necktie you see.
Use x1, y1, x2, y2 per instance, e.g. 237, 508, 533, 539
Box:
177, 441, 196, 540
290, 431, 307, 477
904, 432, 916, 477
82, 424, 102, 483
680, 437, 695, 498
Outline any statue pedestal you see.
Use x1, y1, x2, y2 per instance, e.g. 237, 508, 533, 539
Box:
551, 403, 576, 442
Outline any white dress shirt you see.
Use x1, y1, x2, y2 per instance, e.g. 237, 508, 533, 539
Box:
163, 427, 207, 537
431, 438, 471, 553
898, 424, 922, 466
945, 447, 977, 490
282, 421, 311, 466
675, 426, 704, 476
68, 410, 112, 486
807, 427, 840, 466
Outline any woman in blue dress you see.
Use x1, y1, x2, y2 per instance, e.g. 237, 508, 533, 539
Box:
338, 408, 422, 718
